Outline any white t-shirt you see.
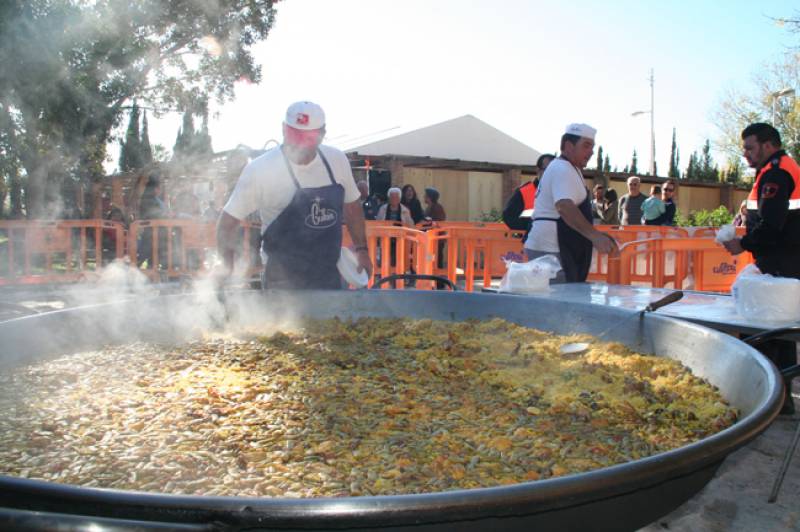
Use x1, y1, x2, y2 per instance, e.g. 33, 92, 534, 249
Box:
524, 158, 588, 253
223, 144, 360, 235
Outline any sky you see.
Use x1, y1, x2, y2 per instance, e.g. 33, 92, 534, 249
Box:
136, 0, 798, 175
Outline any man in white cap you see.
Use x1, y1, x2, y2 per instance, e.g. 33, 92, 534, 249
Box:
523, 123, 618, 282
217, 101, 372, 289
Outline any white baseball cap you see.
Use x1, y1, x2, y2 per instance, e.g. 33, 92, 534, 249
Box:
285, 101, 325, 131
564, 123, 597, 140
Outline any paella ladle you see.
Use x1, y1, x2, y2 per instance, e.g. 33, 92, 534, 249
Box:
559, 290, 684, 355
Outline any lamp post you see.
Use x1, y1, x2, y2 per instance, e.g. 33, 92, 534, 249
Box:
771, 88, 795, 126
632, 69, 656, 176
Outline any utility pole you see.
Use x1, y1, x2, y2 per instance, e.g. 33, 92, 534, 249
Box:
631, 69, 656, 176
648, 69, 655, 177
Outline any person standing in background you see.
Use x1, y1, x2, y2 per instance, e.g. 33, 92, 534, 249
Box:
377, 187, 414, 227
357, 181, 378, 220
423, 187, 446, 222
641, 185, 665, 225
401, 184, 425, 225
503, 153, 555, 237
590, 184, 606, 225
618, 176, 647, 225
659, 179, 677, 225
733, 199, 748, 227
600, 188, 620, 225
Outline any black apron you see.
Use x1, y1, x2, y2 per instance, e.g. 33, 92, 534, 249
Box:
261, 147, 344, 289
532, 167, 594, 282
556, 188, 594, 282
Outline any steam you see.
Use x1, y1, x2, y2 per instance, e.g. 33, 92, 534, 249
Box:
61, 251, 302, 346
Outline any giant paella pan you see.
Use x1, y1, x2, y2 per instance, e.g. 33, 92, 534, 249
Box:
0, 289, 784, 531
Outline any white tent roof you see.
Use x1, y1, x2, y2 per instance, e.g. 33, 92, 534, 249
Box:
336, 115, 541, 166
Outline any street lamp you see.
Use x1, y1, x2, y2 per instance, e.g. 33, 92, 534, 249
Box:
632, 69, 656, 176
771, 88, 795, 126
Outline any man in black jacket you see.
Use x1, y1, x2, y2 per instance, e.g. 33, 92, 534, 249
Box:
723, 122, 800, 414
502, 153, 554, 237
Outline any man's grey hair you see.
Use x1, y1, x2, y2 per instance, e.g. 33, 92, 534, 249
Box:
627, 176, 641, 185
387, 187, 402, 197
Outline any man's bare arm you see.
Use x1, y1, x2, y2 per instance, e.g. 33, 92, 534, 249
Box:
555, 199, 618, 255
216, 211, 242, 275
343, 200, 373, 276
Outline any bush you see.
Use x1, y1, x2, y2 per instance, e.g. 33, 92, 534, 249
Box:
675, 205, 733, 227
478, 208, 503, 222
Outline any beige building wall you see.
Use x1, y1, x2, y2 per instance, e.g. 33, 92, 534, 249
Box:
401, 168, 470, 221
467, 171, 503, 220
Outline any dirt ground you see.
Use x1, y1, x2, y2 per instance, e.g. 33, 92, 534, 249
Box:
1, 286, 798, 531
640, 400, 800, 532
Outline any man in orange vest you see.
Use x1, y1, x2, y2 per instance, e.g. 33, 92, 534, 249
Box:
723, 123, 800, 277
502, 153, 555, 237
723, 122, 800, 414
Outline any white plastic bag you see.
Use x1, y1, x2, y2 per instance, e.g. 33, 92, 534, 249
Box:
498, 255, 562, 294
732, 264, 800, 321
715, 224, 736, 244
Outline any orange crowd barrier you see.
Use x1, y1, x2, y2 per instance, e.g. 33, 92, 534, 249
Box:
0, 219, 758, 293
0, 220, 126, 285
442, 226, 526, 292
128, 219, 262, 282
608, 236, 753, 292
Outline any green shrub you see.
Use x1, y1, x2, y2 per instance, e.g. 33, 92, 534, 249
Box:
675, 205, 733, 227
478, 208, 503, 222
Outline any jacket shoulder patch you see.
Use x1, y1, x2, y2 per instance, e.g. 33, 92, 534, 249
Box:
762, 183, 779, 199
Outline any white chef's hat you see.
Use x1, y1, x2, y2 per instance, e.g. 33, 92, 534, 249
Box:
564, 123, 597, 140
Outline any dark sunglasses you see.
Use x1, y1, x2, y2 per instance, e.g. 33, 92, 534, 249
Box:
664, 187, 675, 192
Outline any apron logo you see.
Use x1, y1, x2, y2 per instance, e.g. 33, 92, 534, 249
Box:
306, 198, 338, 229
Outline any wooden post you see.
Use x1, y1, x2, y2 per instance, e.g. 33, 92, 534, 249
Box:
502, 168, 521, 203
388, 158, 405, 188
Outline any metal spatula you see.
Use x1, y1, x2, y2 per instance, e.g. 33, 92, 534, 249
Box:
559, 291, 684, 355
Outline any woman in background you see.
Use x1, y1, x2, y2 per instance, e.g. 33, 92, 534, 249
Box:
401, 184, 425, 225
423, 187, 446, 222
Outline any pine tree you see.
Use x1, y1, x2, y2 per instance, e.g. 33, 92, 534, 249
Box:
623, 164, 629, 173
668, 128, 679, 178
698, 139, 719, 182
141, 111, 153, 165
630, 149, 638, 175
173, 111, 195, 158
685, 152, 698, 180
596, 146, 604, 171
653, 161, 658, 177
675, 148, 681, 179
603, 155, 611, 173
119, 102, 142, 172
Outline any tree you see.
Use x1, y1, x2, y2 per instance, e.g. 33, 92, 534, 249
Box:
668, 128, 680, 178
119, 103, 142, 172
603, 155, 611, 173
630, 149, 639, 175
723, 157, 744, 184
596, 146, 604, 171
685, 152, 698, 180
698, 139, 720, 182
0, 0, 278, 217
141, 111, 153, 166
713, 14, 799, 162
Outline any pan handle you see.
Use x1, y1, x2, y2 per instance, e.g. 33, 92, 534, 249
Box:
372, 274, 457, 291
644, 290, 684, 312
742, 327, 800, 347
742, 327, 800, 379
